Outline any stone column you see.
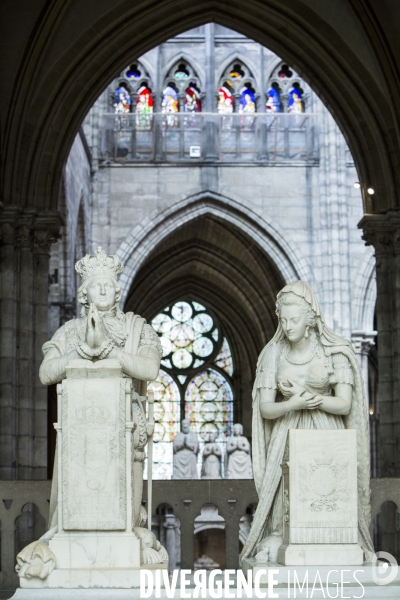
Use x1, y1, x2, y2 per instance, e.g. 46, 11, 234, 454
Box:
359, 212, 400, 477
351, 331, 377, 412
0, 207, 61, 479
163, 513, 179, 571
203, 23, 218, 161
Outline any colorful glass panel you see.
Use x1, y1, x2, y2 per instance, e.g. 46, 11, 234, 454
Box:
162, 86, 179, 122
214, 338, 233, 376
239, 86, 256, 114
218, 86, 233, 114
278, 65, 293, 79
185, 368, 234, 476
150, 301, 234, 479
136, 86, 153, 128
174, 63, 190, 79
288, 86, 304, 113
126, 65, 141, 79
184, 86, 201, 113
185, 368, 233, 440
146, 370, 180, 479
266, 87, 281, 113
114, 86, 131, 114
229, 64, 244, 79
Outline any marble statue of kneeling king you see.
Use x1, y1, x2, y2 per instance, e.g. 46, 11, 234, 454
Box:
15, 247, 168, 584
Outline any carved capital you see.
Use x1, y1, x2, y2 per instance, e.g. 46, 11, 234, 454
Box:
359, 212, 400, 256
0, 206, 20, 246
32, 211, 62, 254
351, 331, 377, 356
0, 207, 62, 252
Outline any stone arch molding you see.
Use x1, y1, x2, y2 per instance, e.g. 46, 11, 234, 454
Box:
116, 191, 315, 305
3, 1, 397, 213
161, 52, 206, 90
216, 52, 261, 90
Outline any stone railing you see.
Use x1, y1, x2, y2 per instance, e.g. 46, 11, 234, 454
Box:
101, 112, 318, 164
0, 478, 398, 593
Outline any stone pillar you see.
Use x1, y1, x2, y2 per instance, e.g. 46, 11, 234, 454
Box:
351, 331, 377, 413
163, 513, 179, 571
0, 207, 61, 479
203, 23, 218, 161
359, 212, 400, 477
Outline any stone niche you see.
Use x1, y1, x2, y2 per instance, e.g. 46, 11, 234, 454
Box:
277, 428, 363, 566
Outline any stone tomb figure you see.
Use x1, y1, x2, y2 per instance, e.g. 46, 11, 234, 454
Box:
14, 247, 168, 591
172, 419, 199, 479
240, 280, 374, 566
201, 432, 222, 479
226, 423, 253, 479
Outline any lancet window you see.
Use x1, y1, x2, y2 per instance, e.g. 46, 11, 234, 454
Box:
162, 60, 202, 119
113, 62, 154, 129
148, 300, 234, 479
266, 63, 307, 113
218, 61, 257, 113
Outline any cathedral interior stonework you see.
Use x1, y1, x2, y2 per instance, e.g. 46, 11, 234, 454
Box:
1, 0, 400, 594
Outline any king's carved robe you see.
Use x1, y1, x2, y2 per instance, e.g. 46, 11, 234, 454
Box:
40, 310, 162, 534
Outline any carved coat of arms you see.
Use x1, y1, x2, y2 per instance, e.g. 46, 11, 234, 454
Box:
298, 451, 349, 512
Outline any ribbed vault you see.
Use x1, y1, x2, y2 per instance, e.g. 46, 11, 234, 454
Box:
124, 214, 285, 433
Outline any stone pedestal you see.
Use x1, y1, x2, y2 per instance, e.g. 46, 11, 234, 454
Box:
277, 429, 363, 566
18, 359, 167, 591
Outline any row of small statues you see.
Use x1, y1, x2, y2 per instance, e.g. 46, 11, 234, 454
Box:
172, 420, 253, 479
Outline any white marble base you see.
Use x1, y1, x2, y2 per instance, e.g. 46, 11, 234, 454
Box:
49, 532, 141, 569
277, 542, 364, 565
19, 562, 167, 589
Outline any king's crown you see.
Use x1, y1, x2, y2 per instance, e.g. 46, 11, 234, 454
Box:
75, 247, 124, 283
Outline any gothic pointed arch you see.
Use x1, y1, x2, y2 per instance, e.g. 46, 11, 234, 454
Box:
115, 191, 315, 306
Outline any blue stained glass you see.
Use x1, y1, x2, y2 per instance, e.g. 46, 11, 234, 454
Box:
288, 86, 303, 113
266, 87, 281, 113
114, 86, 131, 114
239, 86, 256, 114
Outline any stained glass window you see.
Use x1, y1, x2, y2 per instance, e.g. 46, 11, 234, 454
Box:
174, 63, 190, 79
114, 85, 131, 114
288, 84, 304, 113
185, 368, 234, 476
277, 64, 293, 79
214, 338, 233, 376
149, 300, 234, 479
266, 86, 281, 113
146, 370, 180, 480
185, 85, 201, 113
239, 85, 256, 114
136, 85, 153, 128
162, 85, 179, 127
126, 64, 141, 80
229, 63, 245, 79
218, 85, 233, 114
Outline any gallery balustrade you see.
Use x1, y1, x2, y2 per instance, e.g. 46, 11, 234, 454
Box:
0, 478, 399, 594
100, 113, 318, 164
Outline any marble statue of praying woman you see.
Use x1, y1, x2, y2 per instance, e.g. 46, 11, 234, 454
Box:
39, 247, 162, 536
240, 281, 374, 564
172, 419, 199, 479
226, 423, 253, 479
201, 432, 222, 479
